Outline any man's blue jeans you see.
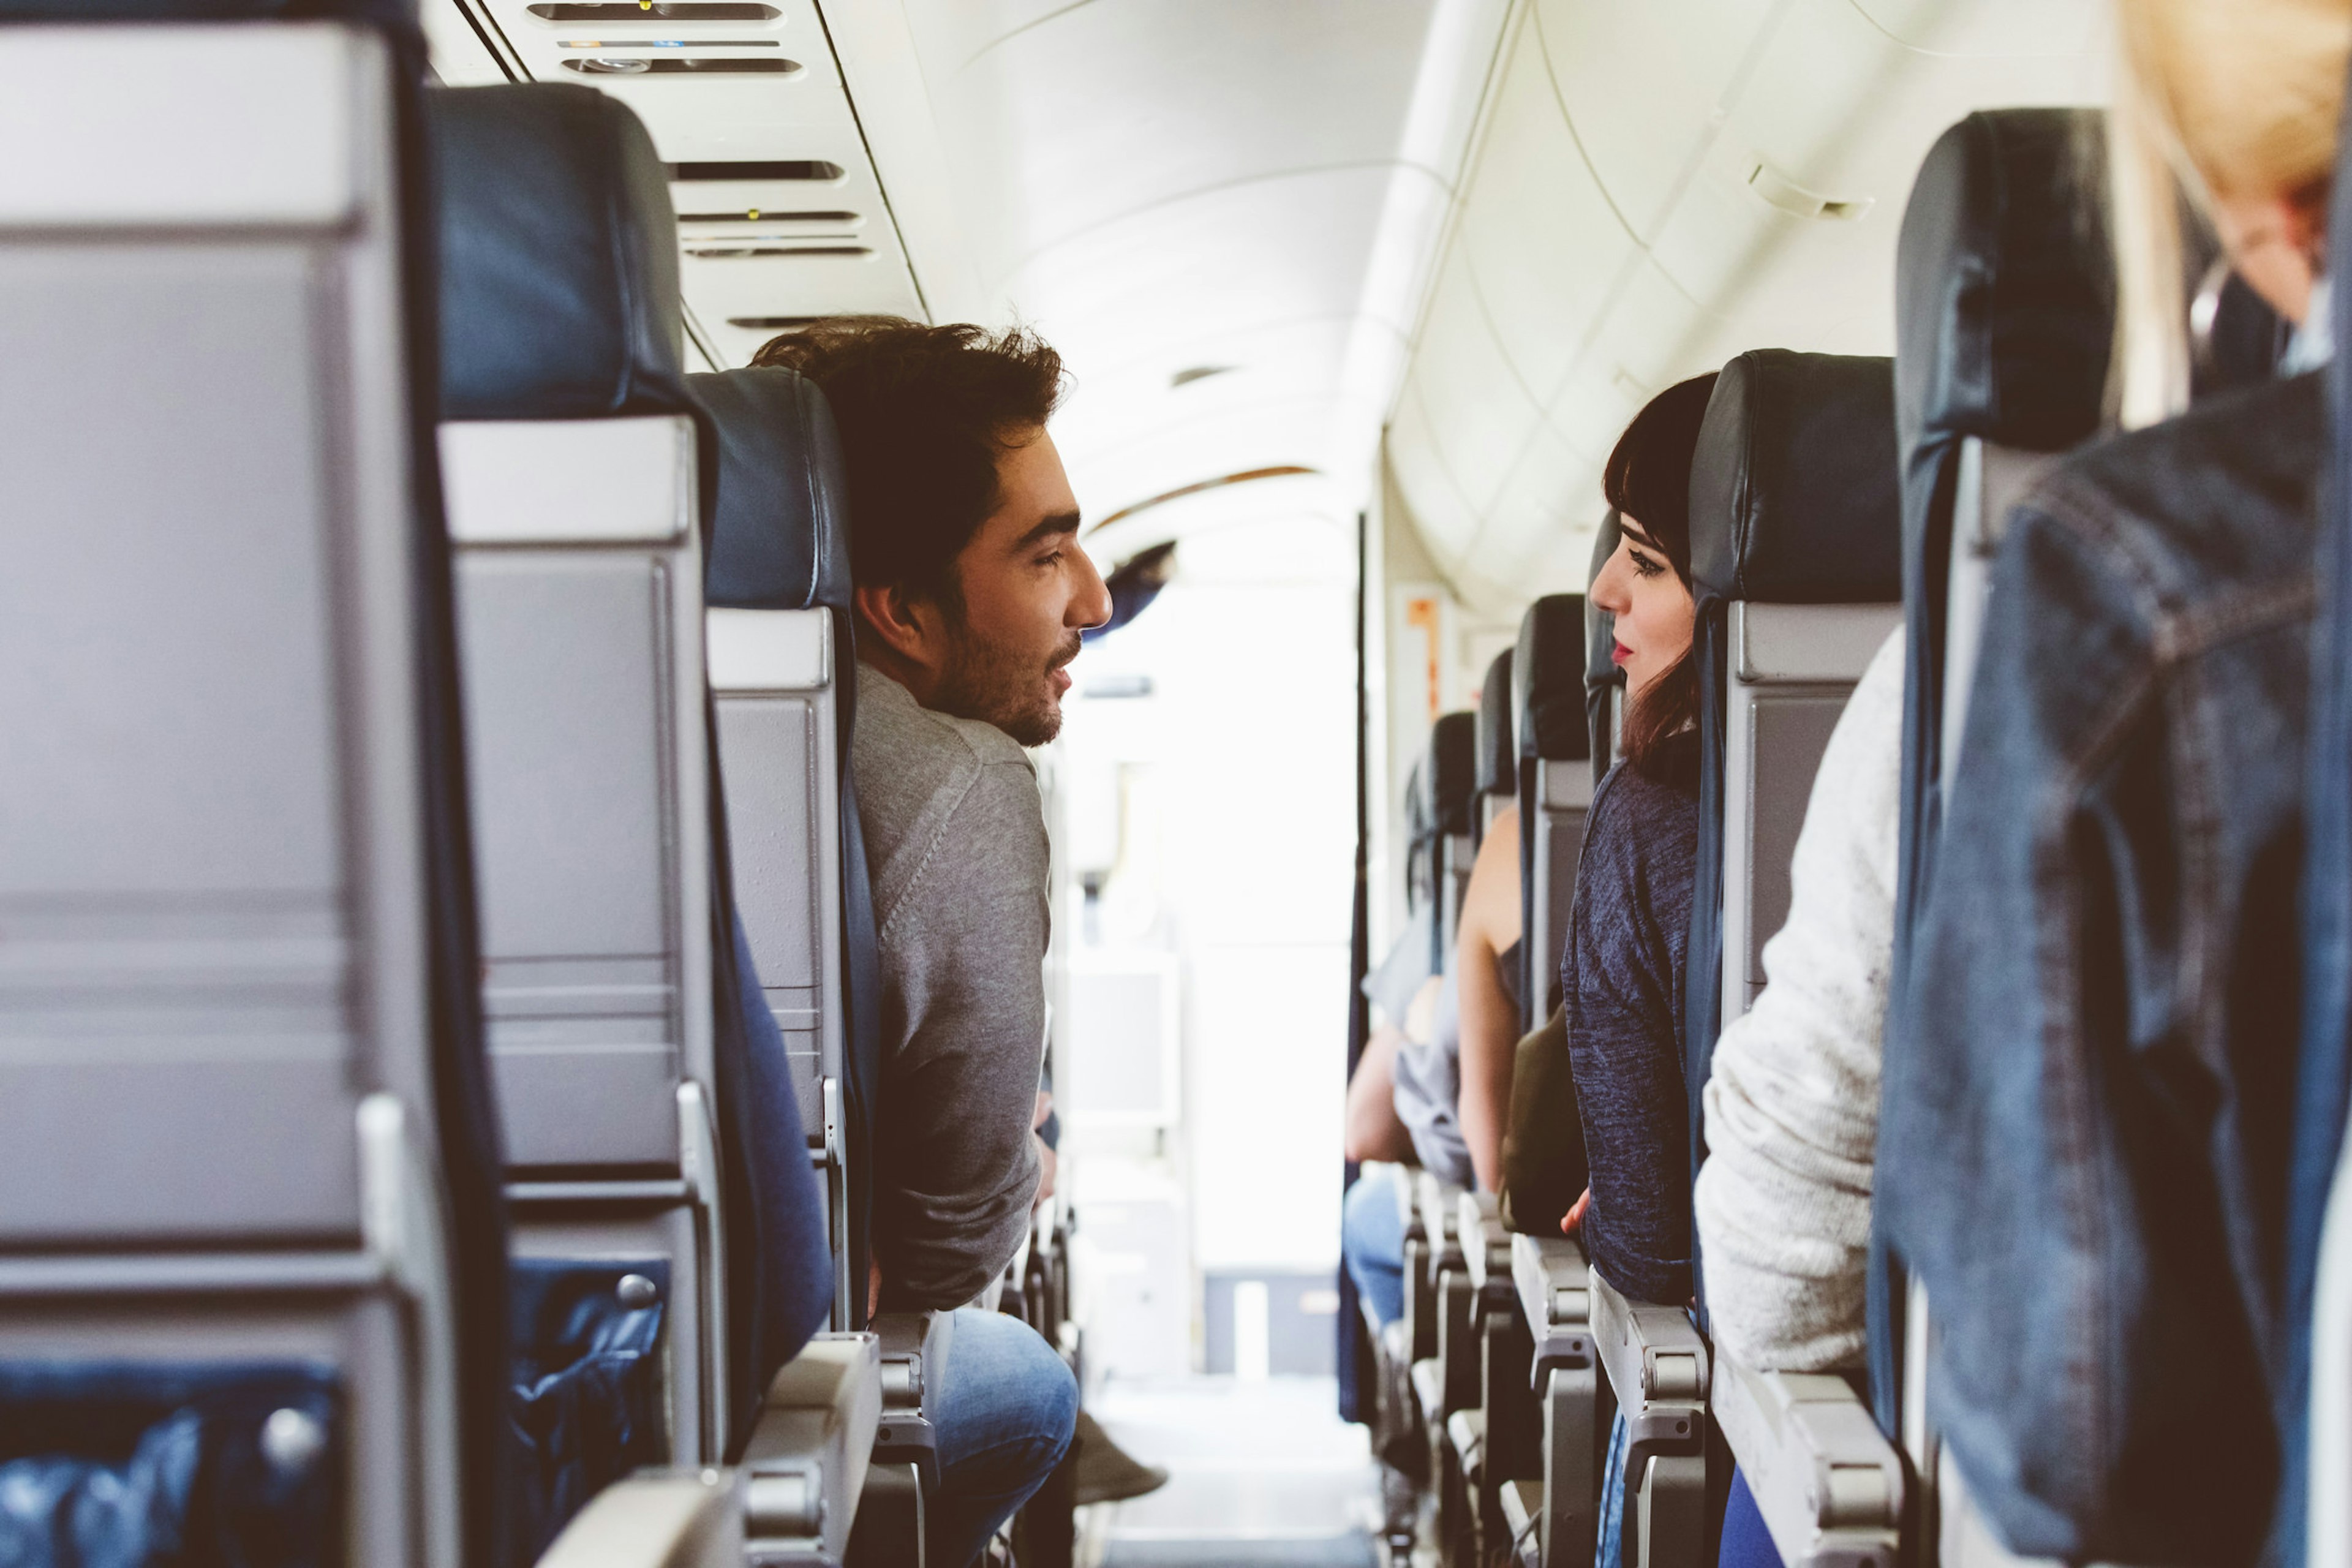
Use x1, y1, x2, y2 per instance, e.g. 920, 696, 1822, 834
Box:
1343, 1166, 1406, 1328
929, 1308, 1078, 1568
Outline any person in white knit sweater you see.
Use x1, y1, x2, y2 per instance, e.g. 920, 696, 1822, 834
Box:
1692, 627, 1904, 1371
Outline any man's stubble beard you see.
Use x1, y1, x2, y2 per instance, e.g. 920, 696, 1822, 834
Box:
931, 619, 1080, 747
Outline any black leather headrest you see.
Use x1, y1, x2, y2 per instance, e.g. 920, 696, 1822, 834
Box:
1514, 595, 1589, 763
1476, 652, 1515, 796
1427, 712, 1477, 835
1689, 351, 1902, 605
1404, 759, 1431, 838
1896, 109, 2113, 466
693, 369, 852, 612
432, 85, 687, 421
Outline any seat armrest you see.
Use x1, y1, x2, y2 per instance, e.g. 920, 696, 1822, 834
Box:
1457, 1191, 1512, 1295
1417, 1171, 1468, 1263
1588, 1265, 1708, 1416
1446, 1406, 1486, 1481
1589, 1267, 1709, 1568
739, 1333, 883, 1567
1410, 1357, 1446, 1425
1711, 1351, 1902, 1568
535, 1470, 745, 1568
1512, 1232, 1593, 1384
1392, 1162, 1425, 1238
869, 1310, 952, 1492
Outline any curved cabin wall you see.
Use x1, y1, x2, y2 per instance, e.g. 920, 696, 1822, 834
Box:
1383, 0, 2106, 619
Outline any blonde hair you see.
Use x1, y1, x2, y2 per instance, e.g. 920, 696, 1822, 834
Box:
2109, 0, 2352, 426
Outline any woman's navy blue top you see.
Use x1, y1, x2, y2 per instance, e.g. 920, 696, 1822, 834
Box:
1561, 732, 1700, 1305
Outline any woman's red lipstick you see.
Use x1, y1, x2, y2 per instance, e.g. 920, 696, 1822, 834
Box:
1611, 641, 1632, 666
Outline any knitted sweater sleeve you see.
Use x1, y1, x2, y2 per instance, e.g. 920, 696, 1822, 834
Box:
1693, 630, 1903, 1371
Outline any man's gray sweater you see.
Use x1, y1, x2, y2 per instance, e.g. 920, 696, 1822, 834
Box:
852, 662, 1046, 1308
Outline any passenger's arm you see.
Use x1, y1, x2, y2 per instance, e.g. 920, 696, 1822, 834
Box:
1693, 631, 1902, 1371
874, 758, 1048, 1310
1345, 1023, 1417, 1164
1455, 808, 1523, 1191
1563, 790, 1694, 1306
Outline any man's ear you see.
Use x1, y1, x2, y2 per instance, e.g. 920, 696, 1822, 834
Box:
853, 579, 940, 672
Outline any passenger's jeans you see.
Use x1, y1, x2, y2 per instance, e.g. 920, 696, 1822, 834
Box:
929, 1308, 1079, 1568
1342, 1166, 1406, 1328
1596, 1409, 1626, 1568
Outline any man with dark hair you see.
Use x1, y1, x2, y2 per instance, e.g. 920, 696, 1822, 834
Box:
750, 317, 1106, 1567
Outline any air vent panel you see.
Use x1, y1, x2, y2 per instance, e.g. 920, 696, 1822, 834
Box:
677, 209, 858, 224
684, 244, 872, 258
564, 55, 798, 74
670, 160, 845, 183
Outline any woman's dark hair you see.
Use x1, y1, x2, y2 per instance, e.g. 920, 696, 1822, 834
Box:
1601, 372, 1717, 777
750, 316, 1066, 609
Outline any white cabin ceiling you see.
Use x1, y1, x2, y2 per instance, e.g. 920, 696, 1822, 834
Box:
428, 0, 1508, 559
424, 0, 2109, 606
1387, 0, 2108, 617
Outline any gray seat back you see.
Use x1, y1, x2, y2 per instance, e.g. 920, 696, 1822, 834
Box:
431, 84, 730, 1461
0, 12, 488, 1564
694, 366, 858, 1329
1687, 352, 1903, 1058
1585, 513, 1625, 788
1474, 650, 1517, 845
1513, 595, 1591, 1028
1427, 712, 1479, 967
1881, 104, 2113, 1453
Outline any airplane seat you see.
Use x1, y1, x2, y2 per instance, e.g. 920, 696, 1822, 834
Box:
1600, 350, 1901, 1568
1686, 352, 1905, 1072
697, 364, 952, 1559
1585, 512, 1626, 788
1867, 108, 2115, 1567
1512, 594, 1592, 1030
1427, 712, 1479, 966
2297, 96, 2352, 1568
1474, 649, 1517, 848
432, 85, 838, 1561
695, 364, 858, 1328
0, 3, 514, 1564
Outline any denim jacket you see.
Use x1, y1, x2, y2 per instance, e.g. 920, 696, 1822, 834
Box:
1880, 372, 2322, 1565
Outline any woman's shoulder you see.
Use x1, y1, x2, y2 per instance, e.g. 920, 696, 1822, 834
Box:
1592, 735, 1700, 832
1584, 737, 1702, 886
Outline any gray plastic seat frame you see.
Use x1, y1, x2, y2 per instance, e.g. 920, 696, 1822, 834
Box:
1526, 755, 1593, 1024
1886, 435, 2055, 1567
0, 23, 466, 1565
1717, 601, 1905, 1027
1513, 1232, 1602, 1568
440, 411, 731, 1464
1707, 597, 1909, 1568
707, 605, 852, 1328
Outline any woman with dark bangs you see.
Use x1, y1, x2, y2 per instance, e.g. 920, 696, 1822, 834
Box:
1557, 371, 1715, 1568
